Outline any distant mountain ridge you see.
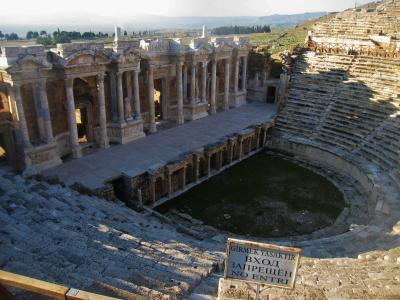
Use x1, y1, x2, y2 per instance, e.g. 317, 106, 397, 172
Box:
0, 12, 328, 36
256, 12, 328, 28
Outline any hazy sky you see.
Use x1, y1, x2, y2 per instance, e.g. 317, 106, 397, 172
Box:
3, 0, 373, 17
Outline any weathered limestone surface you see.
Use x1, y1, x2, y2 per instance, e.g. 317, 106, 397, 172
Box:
308, 0, 400, 55
1, 165, 399, 300
43, 102, 277, 191
0, 171, 225, 299
2, 2, 400, 299
0, 35, 252, 173
218, 249, 400, 299
253, 1, 400, 298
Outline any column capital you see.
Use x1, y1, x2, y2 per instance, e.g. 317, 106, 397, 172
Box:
34, 78, 47, 89
116, 71, 124, 77
176, 55, 185, 64
147, 62, 156, 70
12, 81, 22, 89
97, 73, 105, 83
65, 78, 74, 88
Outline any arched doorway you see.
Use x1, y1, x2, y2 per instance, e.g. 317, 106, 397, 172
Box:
73, 78, 94, 145
154, 78, 167, 122
154, 79, 162, 121
266, 86, 276, 103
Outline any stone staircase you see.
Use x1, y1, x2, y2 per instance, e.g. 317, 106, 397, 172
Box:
0, 172, 225, 299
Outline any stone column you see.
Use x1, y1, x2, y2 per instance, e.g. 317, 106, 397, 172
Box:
13, 84, 31, 148
137, 189, 143, 210
242, 56, 248, 91
32, 85, 46, 142
116, 71, 125, 124
38, 80, 54, 143
125, 71, 132, 120
190, 62, 196, 105
255, 72, 260, 87
218, 151, 223, 170
228, 140, 234, 164
183, 65, 188, 102
238, 137, 243, 160
182, 166, 186, 189
223, 59, 230, 111
65, 78, 82, 158
234, 56, 240, 93
194, 154, 200, 183
132, 69, 142, 120
147, 65, 156, 133
167, 171, 172, 197
201, 61, 207, 102
109, 71, 118, 122
210, 59, 217, 114
6, 86, 18, 122
176, 61, 184, 125
256, 127, 261, 149
97, 73, 109, 149
149, 176, 156, 204
262, 127, 267, 147
206, 152, 211, 178
262, 71, 267, 87
161, 77, 169, 120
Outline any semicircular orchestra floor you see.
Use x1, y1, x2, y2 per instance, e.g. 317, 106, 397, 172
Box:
156, 150, 346, 238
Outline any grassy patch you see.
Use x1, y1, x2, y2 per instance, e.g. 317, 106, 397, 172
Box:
249, 15, 331, 56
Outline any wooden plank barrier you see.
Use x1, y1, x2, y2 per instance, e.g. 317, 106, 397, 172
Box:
0, 270, 121, 300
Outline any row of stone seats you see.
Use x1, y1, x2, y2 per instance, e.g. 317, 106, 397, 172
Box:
276, 51, 400, 175
312, 13, 400, 39
382, 0, 400, 16
315, 81, 397, 152
276, 52, 349, 138
311, 0, 400, 40
353, 114, 400, 172
0, 172, 224, 299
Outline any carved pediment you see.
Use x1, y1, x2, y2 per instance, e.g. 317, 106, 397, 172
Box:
196, 47, 211, 56
68, 53, 94, 66
8, 55, 52, 73
214, 44, 234, 57
217, 43, 233, 52
122, 48, 141, 63
64, 50, 111, 67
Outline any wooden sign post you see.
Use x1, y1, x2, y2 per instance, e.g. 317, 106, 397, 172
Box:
224, 238, 301, 299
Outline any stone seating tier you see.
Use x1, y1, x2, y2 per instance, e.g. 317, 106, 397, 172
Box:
312, 16, 400, 40
0, 173, 224, 299
275, 51, 400, 173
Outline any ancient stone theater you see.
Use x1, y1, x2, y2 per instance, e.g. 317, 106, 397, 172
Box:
0, 0, 399, 299
0, 28, 253, 171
